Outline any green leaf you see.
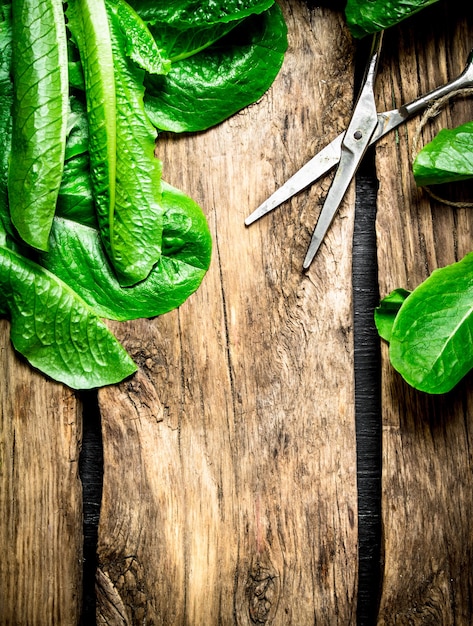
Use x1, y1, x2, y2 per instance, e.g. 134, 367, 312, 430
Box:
345, 0, 440, 38
0, 7, 12, 241
389, 252, 473, 394
128, 0, 274, 29
66, 0, 118, 258
0, 3, 11, 79
57, 155, 96, 228
43, 182, 212, 321
56, 95, 97, 228
106, 1, 166, 285
374, 288, 410, 342
144, 4, 288, 133
413, 120, 473, 186
148, 19, 243, 63
64, 95, 90, 161
0, 244, 137, 389
105, 0, 171, 74
67, 0, 167, 286
8, 0, 68, 250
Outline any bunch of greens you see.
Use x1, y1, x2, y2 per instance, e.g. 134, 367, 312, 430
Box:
0, 0, 287, 389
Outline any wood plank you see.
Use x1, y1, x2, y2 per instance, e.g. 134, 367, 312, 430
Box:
0, 320, 83, 624
96, 2, 360, 624
375, 4, 473, 623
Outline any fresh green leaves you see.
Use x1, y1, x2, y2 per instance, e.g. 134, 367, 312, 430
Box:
376, 255, 473, 394
127, 0, 274, 28
0, 22, 138, 389
374, 288, 410, 342
345, 0, 440, 38
8, 0, 68, 251
43, 182, 212, 322
0, 0, 287, 388
0, 245, 137, 388
143, 4, 288, 133
67, 0, 167, 285
413, 120, 473, 186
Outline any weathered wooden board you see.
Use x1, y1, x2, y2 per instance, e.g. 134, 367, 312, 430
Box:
96, 3, 360, 624
375, 3, 473, 623
0, 322, 83, 624
1, 1, 472, 624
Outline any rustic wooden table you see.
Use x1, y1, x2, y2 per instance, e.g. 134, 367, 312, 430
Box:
1, 1, 472, 624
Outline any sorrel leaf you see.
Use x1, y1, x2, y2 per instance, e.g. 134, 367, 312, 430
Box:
148, 20, 242, 63
345, 0, 440, 38
0, 244, 137, 388
42, 182, 212, 321
144, 4, 288, 132
68, 0, 168, 286
374, 288, 410, 342
388, 253, 473, 394
413, 120, 473, 186
56, 97, 95, 227
57, 155, 96, 227
8, 0, 68, 251
66, 0, 118, 262
105, 0, 171, 74
0, 6, 12, 238
104, 0, 166, 285
127, 0, 274, 28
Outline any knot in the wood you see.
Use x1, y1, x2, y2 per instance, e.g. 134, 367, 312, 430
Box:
246, 564, 278, 624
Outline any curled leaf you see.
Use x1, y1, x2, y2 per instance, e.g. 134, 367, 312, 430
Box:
43, 182, 212, 321
374, 288, 410, 342
127, 0, 274, 29
144, 4, 287, 132
0, 244, 137, 388
345, 0, 440, 38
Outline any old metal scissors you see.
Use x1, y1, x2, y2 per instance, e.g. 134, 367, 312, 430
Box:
245, 36, 473, 270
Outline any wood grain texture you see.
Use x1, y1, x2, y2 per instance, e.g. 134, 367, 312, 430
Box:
2, 2, 471, 624
96, 3, 360, 624
0, 320, 83, 625
375, 3, 473, 624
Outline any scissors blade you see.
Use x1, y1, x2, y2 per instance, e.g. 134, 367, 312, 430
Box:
244, 134, 344, 226
302, 141, 370, 268
245, 31, 383, 228
303, 30, 383, 269
246, 47, 473, 228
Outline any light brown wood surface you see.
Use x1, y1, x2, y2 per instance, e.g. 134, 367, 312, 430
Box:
1, 1, 473, 624
0, 323, 83, 624
97, 3, 359, 624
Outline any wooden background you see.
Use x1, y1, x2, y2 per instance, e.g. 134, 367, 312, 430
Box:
1, 0, 473, 624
